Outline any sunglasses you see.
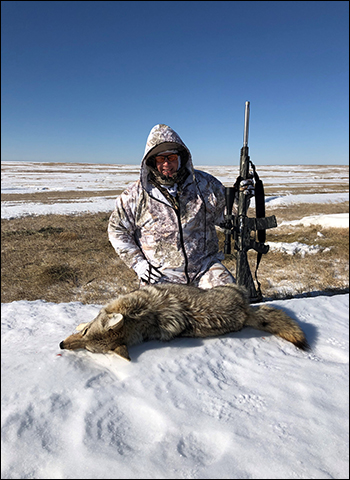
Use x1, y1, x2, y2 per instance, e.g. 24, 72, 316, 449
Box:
155, 154, 179, 164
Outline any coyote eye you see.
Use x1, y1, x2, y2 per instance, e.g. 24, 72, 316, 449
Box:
81, 328, 88, 336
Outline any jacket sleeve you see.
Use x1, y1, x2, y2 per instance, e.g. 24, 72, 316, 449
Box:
108, 185, 146, 272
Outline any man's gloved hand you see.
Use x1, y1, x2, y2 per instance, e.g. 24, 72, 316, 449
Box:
134, 259, 163, 284
239, 178, 255, 198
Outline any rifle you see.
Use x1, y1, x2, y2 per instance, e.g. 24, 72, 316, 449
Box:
223, 102, 277, 302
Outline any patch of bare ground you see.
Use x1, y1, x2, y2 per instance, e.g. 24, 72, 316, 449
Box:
1, 202, 349, 304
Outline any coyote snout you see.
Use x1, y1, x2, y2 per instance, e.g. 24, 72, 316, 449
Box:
60, 308, 131, 360
60, 283, 309, 361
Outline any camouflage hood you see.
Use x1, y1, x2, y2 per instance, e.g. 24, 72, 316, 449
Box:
140, 124, 195, 192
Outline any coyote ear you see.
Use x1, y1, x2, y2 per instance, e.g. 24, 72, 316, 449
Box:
76, 322, 89, 332
106, 313, 124, 330
113, 344, 130, 361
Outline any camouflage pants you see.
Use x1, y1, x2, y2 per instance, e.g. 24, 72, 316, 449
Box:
193, 262, 235, 289
140, 262, 235, 289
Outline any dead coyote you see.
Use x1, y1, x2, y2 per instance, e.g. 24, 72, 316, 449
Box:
60, 283, 309, 360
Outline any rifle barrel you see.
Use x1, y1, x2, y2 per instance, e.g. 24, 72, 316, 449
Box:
243, 101, 250, 147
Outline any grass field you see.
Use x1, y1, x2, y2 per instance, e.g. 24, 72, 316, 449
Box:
1, 201, 348, 304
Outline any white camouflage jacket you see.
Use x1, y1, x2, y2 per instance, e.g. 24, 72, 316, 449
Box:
108, 124, 238, 284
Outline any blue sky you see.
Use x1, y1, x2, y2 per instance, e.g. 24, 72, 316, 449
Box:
1, 1, 349, 165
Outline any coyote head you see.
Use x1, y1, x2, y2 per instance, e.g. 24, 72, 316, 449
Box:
59, 308, 130, 360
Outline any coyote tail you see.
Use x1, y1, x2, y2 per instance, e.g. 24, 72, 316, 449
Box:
246, 305, 310, 351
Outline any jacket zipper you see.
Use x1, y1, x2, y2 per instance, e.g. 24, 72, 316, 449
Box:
174, 195, 190, 284
148, 190, 190, 284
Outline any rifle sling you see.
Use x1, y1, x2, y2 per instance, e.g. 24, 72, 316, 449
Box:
250, 161, 266, 244
254, 252, 263, 300
250, 161, 266, 299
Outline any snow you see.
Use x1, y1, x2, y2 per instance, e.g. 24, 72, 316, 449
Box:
268, 241, 321, 256
279, 213, 349, 229
264, 193, 349, 207
1, 162, 349, 479
1, 195, 117, 219
268, 213, 349, 256
1, 161, 141, 195
1, 161, 349, 220
1, 295, 349, 479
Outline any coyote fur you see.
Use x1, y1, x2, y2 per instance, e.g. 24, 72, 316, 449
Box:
60, 283, 309, 361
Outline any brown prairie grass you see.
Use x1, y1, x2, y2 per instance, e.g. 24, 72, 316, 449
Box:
220, 225, 349, 299
220, 201, 349, 299
265, 201, 349, 222
1, 213, 139, 304
1, 202, 349, 304
1, 189, 123, 204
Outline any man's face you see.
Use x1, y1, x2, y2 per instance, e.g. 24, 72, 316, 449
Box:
155, 153, 179, 177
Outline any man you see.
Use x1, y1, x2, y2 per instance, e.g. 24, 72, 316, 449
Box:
108, 124, 254, 288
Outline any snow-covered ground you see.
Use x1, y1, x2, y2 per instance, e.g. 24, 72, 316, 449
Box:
1, 161, 349, 226
1, 162, 349, 479
1, 294, 349, 479
2, 162, 348, 196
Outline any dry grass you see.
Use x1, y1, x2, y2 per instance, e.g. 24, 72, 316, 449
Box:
266, 201, 349, 222
1, 189, 123, 204
1, 202, 349, 304
219, 201, 349, 299
1, 213, 138, 304
219, 225, 349, 300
